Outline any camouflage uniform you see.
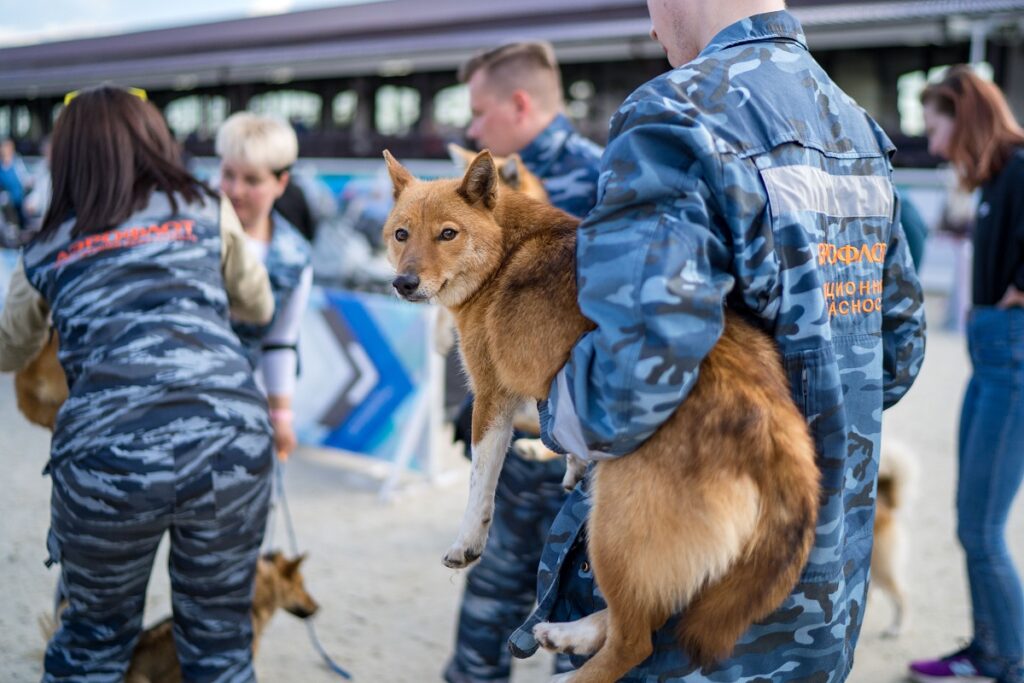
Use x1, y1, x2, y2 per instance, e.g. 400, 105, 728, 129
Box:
2, 193, 274, 683
231, 210, 311, 366
445, 114, 602, 683
509, 11, 927, 681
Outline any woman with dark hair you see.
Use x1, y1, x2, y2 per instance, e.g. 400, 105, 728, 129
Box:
0, 86, 276, 682
909, 65, 1024, 683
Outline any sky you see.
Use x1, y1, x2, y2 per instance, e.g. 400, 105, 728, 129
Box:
0, 0, 378, 47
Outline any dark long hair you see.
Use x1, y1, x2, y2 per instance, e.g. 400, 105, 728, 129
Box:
921, 65, 1024, 190
41, 86, 214, 238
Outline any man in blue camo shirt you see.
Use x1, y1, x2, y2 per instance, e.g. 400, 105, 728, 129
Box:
509, 2, 927, 681
444, 41, 604, 683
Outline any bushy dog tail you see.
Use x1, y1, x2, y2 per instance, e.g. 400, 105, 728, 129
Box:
878, 439, 916, 511
676, 406, 820, 669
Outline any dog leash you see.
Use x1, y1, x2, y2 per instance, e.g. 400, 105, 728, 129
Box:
269, 462, 354, 680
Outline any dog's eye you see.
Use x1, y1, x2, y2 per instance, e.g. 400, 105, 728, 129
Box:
440, 228, 458, 241
394, 228, 409, 242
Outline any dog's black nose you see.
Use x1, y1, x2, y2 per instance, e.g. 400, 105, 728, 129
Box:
393, 274, 420, 297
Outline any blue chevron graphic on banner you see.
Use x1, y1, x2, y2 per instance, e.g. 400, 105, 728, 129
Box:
321, 290, 415, 452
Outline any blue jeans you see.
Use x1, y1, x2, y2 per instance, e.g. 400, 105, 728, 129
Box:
958, 307, 1024, 683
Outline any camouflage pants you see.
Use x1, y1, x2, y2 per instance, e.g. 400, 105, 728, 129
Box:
444, 451, 573, 682
42, 427, 273, 683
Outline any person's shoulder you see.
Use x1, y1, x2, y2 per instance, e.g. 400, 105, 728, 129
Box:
564, 129, 603, 162
272, 212, 313, 263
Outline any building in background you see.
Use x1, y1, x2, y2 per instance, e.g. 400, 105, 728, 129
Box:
0, 0, 1021, 165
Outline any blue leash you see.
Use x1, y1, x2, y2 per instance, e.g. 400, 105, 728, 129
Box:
271, 462, 354, 680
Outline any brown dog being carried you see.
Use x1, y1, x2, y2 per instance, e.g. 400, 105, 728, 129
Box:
382, 149, 821, 683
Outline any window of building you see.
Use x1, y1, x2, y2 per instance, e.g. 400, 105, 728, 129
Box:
332, 90, 358, 126
13, 106, 31, 138
567, 79, 595, 123
433, 84, 470, 129
898, 63, 994, 136
0, 107, 9, 138
375, 85, 420, 136
248, 90, 321, 129
165, 95, 230, 140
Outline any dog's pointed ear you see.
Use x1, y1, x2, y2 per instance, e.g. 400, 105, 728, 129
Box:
498, 154, 523, 190
383, 149, 415, 200
458, 150, 498, 209
447, 142, 477, 169
283, 554, 306, 577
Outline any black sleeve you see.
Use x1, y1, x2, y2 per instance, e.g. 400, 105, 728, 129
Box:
1009, 156, 1024, 291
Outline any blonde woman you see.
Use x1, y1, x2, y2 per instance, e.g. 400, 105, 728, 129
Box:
217, 112, 313, 461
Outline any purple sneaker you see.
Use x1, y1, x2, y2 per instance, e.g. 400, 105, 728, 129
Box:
909, 645, 996, 683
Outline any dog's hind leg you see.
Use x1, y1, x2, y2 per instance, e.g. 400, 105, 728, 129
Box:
443, 390, 516, 569
871, 521, 907, 638
564, 454, 760, 683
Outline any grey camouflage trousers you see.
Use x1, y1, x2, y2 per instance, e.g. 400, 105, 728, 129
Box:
42, 427, 273, 683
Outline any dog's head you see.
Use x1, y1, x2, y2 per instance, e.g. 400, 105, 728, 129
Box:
447, 143, 548, 204
382, 149, 508, 307
258, 551, 319, 619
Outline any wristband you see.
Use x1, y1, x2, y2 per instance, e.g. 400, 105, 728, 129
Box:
269, 408, 293, 423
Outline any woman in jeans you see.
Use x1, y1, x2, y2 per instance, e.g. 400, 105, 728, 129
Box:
910, 65, 1024, 683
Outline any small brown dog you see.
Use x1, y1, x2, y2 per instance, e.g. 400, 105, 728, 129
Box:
14, 331, 66, 430
871, 441, 914, 638
42, 552, 318, 683
382, 149, 821, 682
448, 143, 549, 203
435, 143, 551, 358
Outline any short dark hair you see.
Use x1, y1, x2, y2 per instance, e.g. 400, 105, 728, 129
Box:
458, 42, 564, 112
458, 41, 559, 84
41, 86, 213, 238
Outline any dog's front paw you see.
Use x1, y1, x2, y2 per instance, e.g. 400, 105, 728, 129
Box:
881, 623, 902, 639
443, 542, 483, 569
513, 438, 560, 462
549, 674, 575, 683
534, 622, 582, 656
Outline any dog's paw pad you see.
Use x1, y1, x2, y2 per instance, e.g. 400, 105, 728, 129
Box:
442, 545, 481, 569
881, 625, 902, 639
533, 622, 573, 654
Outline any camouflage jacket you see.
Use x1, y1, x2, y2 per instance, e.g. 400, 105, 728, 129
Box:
231, 210, 312, 366
514, 11, 927, 681
519, 113, 603, 218
16, 193, 273, 473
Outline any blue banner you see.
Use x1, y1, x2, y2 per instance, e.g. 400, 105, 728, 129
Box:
293, 286, 439, 467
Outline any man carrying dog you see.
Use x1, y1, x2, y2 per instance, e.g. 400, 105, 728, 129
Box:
443, 41, 603, 683
510, 1, 927, 681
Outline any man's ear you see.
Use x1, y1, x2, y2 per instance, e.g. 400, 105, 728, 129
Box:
383, 150, 415, 200
458, 150, 498, 209
498, 154, 523, 190
511, 89, 531, 120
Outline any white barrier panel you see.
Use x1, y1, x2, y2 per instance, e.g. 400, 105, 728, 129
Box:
293, 286, 445, 497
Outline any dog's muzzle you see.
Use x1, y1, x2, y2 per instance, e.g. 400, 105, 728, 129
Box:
392, 273, 422, 301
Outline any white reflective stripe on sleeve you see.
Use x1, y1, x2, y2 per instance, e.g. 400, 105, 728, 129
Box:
760, 165, 894, 219
552, 372, 617, 462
